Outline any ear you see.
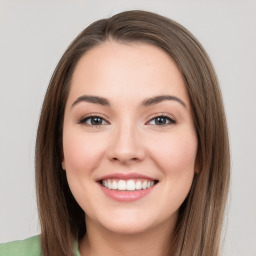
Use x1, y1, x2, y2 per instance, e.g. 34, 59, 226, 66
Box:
62, 161, 66, 170
61, 147, 66, 170
61, 157, 66, 170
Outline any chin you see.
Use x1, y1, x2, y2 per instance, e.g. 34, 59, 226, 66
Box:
93, 209, 175, 236
102, 221, 153, 235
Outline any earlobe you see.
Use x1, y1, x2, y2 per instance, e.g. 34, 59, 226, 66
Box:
61, 149, 66, 170
62, 160, 66, 170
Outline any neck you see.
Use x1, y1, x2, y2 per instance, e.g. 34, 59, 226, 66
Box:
79, 217, 176, 256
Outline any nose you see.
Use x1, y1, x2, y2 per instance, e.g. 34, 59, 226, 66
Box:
107, 123, 146, 165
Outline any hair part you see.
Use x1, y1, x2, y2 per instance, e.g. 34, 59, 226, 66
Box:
35, 10, 230, 256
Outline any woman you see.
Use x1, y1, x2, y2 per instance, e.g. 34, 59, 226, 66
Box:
0, 10, 230, 256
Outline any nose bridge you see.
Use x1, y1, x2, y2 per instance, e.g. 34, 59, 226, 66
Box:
108, 118, 145, 163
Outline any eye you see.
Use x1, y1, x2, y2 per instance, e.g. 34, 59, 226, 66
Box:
79, 115, 109, 126
147, 115, 176, 126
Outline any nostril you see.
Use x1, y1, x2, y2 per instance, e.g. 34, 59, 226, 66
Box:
111, 156, 140, 163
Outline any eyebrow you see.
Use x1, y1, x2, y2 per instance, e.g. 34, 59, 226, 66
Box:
71, 95, 110, 107
142, 95, 186, 107
71, 94, 186, 108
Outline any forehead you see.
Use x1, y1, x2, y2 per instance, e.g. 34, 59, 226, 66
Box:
67, 41, 189, 107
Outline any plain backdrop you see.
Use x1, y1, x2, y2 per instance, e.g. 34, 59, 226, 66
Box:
0, 1, 255, 255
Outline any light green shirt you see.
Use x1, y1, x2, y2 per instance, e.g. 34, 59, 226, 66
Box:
0, 235, 81, 256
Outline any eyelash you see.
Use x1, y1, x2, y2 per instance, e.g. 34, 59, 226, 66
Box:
78, 114, 176, 127
146, 114, 176, 126
78, 114, 109, 127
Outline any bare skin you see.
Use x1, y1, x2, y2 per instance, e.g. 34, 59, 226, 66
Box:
62, 41, 197, 256
79, 215, 175, 256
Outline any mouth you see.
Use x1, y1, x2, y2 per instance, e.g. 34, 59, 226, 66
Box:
96, 173, 159, 201
99, 179, 159, 191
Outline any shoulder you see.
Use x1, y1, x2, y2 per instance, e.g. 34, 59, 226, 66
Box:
0, 235, 42, 256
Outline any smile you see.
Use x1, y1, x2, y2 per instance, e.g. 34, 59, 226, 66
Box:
101, 179, 157, 191
97, 174, 159, 202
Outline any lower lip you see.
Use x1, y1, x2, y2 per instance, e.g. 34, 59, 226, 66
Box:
99, 184, 156, 202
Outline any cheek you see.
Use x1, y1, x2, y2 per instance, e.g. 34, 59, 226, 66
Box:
150, 131, 198, 174
153, 132, 197, 211
62, 129, 105, 174
62, 129, 107, 213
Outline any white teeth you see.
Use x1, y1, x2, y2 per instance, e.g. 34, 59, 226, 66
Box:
127, 180, 135, 190
142, 181, 147, 189
112, 180, 118, 190
102, 179, 155, 191
107, 180, 112, 189
117, 180, 126, 190
135, 181, 142, 190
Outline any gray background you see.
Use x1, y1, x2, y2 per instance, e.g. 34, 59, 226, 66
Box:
0, 1, 255, 255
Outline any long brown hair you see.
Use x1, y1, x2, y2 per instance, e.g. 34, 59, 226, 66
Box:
35, 10, 230, 256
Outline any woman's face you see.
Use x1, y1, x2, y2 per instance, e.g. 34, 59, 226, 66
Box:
62, 41, 197, 235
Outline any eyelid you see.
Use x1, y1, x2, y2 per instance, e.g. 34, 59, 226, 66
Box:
77, 112, 176, 126
145, 113, 176, 125
78, 113, 110, 125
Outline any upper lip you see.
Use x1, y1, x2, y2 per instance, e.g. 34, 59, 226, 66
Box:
96, 173, 157, 181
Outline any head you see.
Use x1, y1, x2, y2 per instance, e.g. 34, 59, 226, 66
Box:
36, 10, 230, 256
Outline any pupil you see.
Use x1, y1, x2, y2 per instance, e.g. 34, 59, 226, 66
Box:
156, 117, 166, 125
92, 117, 102, 125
